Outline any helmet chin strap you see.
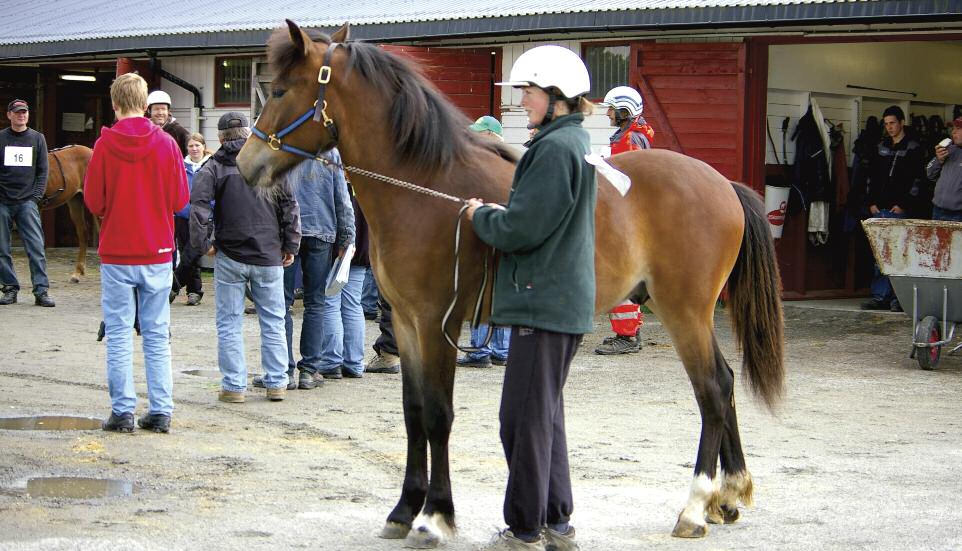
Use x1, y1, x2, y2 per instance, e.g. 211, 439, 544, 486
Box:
528, 91, 560, 130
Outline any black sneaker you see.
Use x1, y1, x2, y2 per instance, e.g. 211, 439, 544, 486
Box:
137, 413, 171, 433
102, 412, 135, 433
299, 370, 319, 388
320, 368, 342, 380
34, 291, 55, 307
456, 355, 492, 368
594, 335, 640, 355
491, 357, 507, 367
363, 310, 378, 320
0, 287, 16, 305
860, 299, 890, 311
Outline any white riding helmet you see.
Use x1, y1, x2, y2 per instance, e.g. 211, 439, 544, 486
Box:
601, 86, 643, 117
146, 90, 172, 108
496, 45, 590, 99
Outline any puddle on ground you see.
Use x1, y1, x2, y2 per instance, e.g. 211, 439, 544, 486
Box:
0, 416, 102, 430
26, 477, 134, 499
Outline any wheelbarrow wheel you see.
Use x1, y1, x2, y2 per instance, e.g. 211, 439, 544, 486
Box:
915, 315, 942, 371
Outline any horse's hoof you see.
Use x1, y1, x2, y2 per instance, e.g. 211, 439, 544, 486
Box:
403, 526, 441, 549
672, 516, 708, 538
706, 504, 739, 525
379, 521, 411, 539
721, 505, 739, 524
69, 275, 80, 283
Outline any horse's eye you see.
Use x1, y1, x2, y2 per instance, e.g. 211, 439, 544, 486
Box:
271, 88, 286, 98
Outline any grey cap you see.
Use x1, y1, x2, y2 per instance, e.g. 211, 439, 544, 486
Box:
217, 111, 249, 130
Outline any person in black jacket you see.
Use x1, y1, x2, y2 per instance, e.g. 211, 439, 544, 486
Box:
862, 105, 924, 312
188, 111, 300, 403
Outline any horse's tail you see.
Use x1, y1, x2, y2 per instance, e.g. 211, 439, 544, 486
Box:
727, 182, 785, 411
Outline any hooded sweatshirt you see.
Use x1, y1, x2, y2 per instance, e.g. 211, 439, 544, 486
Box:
84, 116, 188, 265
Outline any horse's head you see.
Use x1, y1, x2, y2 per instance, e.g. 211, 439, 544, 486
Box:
237, 20, 348, 190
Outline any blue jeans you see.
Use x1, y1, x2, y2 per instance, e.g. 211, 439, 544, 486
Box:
869, 209, 907, 303
463, 324, 511, 361
101, 263, 173, 416
285, 237, 334, 374
933, 206, 962, 222
0, 200, 49, 295
215, 252, 288, 391
361, 266, 379, 314
318, 265, 366, 376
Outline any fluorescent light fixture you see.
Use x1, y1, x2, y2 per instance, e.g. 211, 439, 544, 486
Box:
59, 74, 96, 82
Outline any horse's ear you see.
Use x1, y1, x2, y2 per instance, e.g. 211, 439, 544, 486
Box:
330, 23, 350, 43
285, 19, 310, 58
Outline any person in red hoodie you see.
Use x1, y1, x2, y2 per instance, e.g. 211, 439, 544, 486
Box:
84, 73, 189, 434
595, 85, 655, 356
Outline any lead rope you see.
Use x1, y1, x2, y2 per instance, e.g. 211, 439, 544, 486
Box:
440, 205, 495, 354
316, 154, 495, 352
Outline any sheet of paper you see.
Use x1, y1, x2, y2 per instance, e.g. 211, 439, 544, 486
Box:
585, 153, 631, 196
4, 146, 32, 167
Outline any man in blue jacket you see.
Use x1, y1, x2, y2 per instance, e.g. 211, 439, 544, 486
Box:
253, 151, 355, 390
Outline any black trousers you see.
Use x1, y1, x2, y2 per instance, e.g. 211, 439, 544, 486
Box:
172, 217, 202, 295
500, 326, 581, 534
373, 297, 398, 356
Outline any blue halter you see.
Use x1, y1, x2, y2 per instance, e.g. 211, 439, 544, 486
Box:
251, 43, 340, 160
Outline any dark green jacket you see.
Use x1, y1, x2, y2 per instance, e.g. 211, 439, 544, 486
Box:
472, 113, 596, 334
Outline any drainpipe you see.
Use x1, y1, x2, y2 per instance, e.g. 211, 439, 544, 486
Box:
149, 55, 204, 133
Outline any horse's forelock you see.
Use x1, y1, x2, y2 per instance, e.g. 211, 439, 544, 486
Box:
267, 25, 331, 80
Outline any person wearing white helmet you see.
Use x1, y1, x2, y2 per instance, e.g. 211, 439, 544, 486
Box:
146, 89, 190, 157
594, 86, 656, 356
465, 44, 594, 551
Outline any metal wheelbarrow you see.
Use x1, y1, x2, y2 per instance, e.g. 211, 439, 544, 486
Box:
862, 218, 962, 370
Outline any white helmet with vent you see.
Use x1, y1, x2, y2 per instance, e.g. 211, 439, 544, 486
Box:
601, 86, 643, 117
146, 90, 172, 108
496, 45, 590, 99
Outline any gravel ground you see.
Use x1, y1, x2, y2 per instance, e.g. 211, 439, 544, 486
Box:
0, 248, 960, 551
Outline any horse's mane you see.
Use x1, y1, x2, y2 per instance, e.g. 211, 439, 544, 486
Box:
268, 27, 518, 176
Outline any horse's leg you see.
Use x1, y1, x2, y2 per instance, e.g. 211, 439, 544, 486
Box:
404, 317, 458, 549
66, 195, 88, 283
656, 304, 731, 539
707, 373, 754, 525
380, 316, 428, 540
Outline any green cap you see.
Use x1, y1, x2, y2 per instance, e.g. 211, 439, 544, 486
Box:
469, 115, 503, 136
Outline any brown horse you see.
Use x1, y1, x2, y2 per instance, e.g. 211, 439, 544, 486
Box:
41, 144, 96, 282
238, 21, 784, 547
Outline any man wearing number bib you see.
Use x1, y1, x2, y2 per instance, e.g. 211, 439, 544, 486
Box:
0, 99, 53, 307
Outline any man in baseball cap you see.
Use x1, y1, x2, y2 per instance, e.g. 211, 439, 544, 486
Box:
468, 115, 503, 138
1, 97, 53, 307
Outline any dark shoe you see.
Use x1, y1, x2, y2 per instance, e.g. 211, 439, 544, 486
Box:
890, 299, 903, 312
186, 292, 202, 306
491, 356, 507, 366
97, 320, 106, 342
34, 292, 55, 307
101, 412, 134, 433
860, 298, 890, 311
137, 413, 170, 433
457, 355, 492, 368
168, 289, 179, 304
594, 335, 640, 355
366, 351, 400, 374
0, 287, 16, 305
299, 370, 319, 388
244, 305, 257, 315
293, 287, 304, 301
342, 369, 363, 379
363, 310, 378, 320
543, 526, 579, 551
321, 368, 342, 380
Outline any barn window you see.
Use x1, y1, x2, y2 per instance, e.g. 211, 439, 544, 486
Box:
583, 44, 629, 100
215, 56, 252, 106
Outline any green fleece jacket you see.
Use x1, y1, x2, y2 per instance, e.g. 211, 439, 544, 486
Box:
472, 113, 596, 334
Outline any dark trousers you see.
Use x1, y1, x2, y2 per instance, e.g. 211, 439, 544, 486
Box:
373, 297, 398, 356
933, 205, 962, 222
172, 217, 203, 295
500, 327, 580, 535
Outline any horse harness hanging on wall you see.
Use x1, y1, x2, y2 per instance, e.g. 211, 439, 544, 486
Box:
250, 42, 494, 354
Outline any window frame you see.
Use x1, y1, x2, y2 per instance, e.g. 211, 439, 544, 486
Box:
580, 41, 631, 102
214, 55, 254, 107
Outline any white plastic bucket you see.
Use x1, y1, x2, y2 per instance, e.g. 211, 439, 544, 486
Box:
764, 185, 790, 239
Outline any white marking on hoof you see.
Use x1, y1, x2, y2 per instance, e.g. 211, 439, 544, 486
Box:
678, 473, 715, 529
403, 512, 455, 549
